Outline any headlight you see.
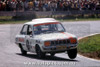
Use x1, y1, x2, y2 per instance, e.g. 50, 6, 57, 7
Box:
44, 41, 50, 47
70, 38, 77, 44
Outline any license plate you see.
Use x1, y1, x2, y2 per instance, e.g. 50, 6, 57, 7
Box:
56, 45, 67, 50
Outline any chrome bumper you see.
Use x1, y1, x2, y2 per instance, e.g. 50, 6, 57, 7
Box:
42, 44, 77, 52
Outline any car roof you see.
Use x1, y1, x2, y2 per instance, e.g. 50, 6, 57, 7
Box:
25, 18, 59, 25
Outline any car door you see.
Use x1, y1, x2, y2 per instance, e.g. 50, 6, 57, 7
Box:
29, 25, 36, 52
20, 24, 28, 51
25, 25, 33, 51
26, 25, 37, 52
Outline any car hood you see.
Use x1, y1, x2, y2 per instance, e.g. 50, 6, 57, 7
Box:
34, 32, 77, 41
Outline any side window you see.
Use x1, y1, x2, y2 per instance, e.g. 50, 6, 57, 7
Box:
21, 25, 28, 35
27, 25, 32, 35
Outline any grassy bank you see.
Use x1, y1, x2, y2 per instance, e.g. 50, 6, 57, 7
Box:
78, 34, 100, 59
57, 18, 100, 22
0, 18, 100, 24
0, 20, 30, 24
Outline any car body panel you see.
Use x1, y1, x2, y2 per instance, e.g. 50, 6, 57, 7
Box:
34, 32, 76, 41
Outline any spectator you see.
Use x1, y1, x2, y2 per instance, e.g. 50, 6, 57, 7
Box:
16, 1, 24, 11
63, 1, 68, 11
20, 1, 24, 11
38, 1, 42, 11
51, 1, 57, 11
0, 1, 2, 11
11, 0, 16, 11
96, 1, 100, 10
28, 1, 34, 10
2, 1, 6, 11
43, 1, 49, 11
59, 1, 63, 11
16, 1, 21, 11
6, 1, 10, 11
0, 0, 100, 11
34, 0, 39, 11
24, 1, 28, 10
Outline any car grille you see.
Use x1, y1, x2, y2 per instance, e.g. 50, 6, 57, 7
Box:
51, 39, 70, 46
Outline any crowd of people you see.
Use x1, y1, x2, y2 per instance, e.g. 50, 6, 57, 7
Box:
0, 0, 100, 11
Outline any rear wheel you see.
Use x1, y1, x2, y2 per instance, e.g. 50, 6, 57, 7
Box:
36, 45, 45, 58
67, 48, 77, 59
19, 44, 27, 55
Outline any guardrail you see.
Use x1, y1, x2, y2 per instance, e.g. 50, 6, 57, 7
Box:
0, 10, 100, 16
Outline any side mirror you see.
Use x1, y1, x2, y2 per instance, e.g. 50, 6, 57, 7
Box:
30, 34, 33, 37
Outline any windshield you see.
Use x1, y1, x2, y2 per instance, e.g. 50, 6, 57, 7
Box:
33, 22, 65, 35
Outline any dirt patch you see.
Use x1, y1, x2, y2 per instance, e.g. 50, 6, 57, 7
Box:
79, 50, 100, 60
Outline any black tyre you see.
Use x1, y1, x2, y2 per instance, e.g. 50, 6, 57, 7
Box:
36, 45, 45, 58
50, 53, 55, 57
67, 48, 77, 59
19, 44, 27, 55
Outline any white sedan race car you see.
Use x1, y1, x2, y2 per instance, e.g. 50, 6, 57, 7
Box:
15, 18, 78, 59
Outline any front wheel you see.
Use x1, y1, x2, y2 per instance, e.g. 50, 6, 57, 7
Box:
67, 48, 77, 59
50, 53, 55, 57
36, 45, 45, 58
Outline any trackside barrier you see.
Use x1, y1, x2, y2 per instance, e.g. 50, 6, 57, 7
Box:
0, 10, 100, 17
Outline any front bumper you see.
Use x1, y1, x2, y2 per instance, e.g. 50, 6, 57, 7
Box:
42, 44, 77, 53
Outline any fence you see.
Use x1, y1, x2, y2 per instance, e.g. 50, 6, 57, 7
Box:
0, 10, 100, 19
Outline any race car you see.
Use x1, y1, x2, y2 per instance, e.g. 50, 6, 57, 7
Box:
15, 18, 78, 59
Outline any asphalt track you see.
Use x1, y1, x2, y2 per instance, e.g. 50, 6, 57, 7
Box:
0, 21, 100, 67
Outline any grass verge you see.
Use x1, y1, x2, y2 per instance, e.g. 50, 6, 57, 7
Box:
57, 18, 100, 22
78, 34, 100, 60
0, 17, 100, 24
0, 20, 30, 24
